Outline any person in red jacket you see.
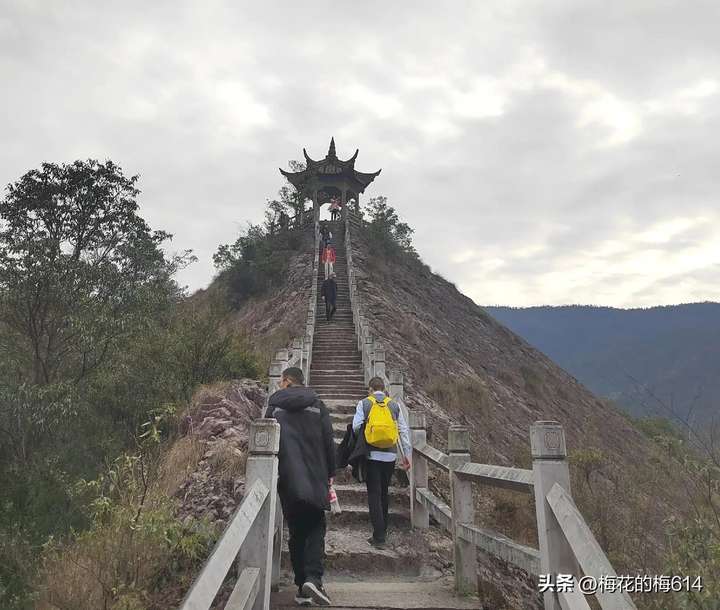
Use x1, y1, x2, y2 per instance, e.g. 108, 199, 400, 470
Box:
322, 244, 336, 278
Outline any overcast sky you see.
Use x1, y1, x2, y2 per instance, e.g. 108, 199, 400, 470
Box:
3, 0, 720, 307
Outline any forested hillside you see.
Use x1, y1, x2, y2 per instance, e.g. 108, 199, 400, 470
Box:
485, 303, 720, 427
0, 160, 311, 609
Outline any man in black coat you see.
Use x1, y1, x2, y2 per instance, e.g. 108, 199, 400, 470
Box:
320, 273, 337, 321
265, 367, 335, 606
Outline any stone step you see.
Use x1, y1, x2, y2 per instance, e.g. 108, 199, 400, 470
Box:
271, 578, 478, 610
334, 483, 410, 509
323, 400, 360, 414
315, 384, 368, 392
326, 504, 410, 529
280, 526, 425, 577
329, 412, 355, 424
320, 392, 369, 401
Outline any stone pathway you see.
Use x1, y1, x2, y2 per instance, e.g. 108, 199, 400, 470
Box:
271, 221, 476, 609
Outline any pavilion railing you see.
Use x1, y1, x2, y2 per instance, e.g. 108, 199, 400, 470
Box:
179, 420, 281, 610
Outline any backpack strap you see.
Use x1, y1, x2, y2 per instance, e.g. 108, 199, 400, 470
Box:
362, 397, 373, 421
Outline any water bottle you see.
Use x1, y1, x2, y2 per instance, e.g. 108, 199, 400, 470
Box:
328, 485, 342, 514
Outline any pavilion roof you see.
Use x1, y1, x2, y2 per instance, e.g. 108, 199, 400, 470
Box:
279, 138, 381, 193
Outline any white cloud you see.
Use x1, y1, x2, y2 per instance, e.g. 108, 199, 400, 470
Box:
2, 0, 720, 308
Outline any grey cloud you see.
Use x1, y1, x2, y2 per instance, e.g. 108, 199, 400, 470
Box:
2, 0, 720, 304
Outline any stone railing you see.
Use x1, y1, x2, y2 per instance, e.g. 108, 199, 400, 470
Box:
344, 210, 406, 408
179, 420, 281, 610
409, 417, 637, 610
344, 211, 634, 609
268, 219, 320, 391
180, 220, 321, 610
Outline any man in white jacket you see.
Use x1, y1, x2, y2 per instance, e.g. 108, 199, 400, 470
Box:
352, 376, 411, 548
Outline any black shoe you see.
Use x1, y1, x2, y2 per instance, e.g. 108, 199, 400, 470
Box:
301, 582, 331, 606
295, 586, 312, 606
367, 536, 386, 549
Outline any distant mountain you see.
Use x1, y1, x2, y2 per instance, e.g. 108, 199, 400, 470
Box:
484, 303, 720, 427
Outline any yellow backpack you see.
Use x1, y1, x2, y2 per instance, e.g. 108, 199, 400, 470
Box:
364, 395, 399, 449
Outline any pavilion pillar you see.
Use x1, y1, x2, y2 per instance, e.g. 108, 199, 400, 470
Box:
313, 190, 320, 225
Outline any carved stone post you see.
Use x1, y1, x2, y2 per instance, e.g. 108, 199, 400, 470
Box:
363, 336, 373, 384
373, 342, 386, 381
303, 334, 312, 381
531, 421, 578, 610
271, 497, 283, 592
268, 360, 283, 398
239, 419, 280, 610
389, 370, 404, 402
274, 349, 289, 367
291, 337, 303, 369
448, 425, 476, 595
409, 411, 429, 529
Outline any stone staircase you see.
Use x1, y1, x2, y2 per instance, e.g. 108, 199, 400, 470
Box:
273, 222, 470, 609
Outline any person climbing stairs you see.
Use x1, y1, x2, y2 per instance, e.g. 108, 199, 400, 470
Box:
270, 221, 475, 609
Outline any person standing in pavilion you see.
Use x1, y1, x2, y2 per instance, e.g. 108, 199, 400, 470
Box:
329, 197, 342, 222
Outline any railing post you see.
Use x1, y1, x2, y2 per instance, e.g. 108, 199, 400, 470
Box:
448, 425, 476, 595
268, 360, 283, 398
531, 421, 578, 610
291, 337, 303, 368
373, 342, 386, 381
409, 411, 429, 529
303, 333, 312, 381
239, 419, 280, 610
389, 370, 404, 402
274, 349, 289, 371
363, 334, 373, 384
271, 498, 283, 592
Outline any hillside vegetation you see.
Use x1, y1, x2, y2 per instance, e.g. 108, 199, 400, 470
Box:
485, 303, 720, 428
0, 160, 311, 609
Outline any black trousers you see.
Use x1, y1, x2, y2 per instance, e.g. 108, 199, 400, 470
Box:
365, 459, 395, 542
286, 508, 326, 587
324, 299, 336, 320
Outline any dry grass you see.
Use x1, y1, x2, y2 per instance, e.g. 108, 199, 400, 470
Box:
37, 442, 215, 610
157, 435, 205, 498
205, 439, 247, 483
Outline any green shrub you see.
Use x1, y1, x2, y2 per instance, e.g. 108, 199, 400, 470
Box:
37, 451, 216, 610
214, 224, 306, 308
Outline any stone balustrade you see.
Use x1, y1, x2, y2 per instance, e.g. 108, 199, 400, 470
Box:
179, 420, 281, 610
409, 416, 637, 609
268, 220, 321, 395
344, 210, 634, 609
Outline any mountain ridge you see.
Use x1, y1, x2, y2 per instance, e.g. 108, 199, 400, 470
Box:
484, 302, 720, 427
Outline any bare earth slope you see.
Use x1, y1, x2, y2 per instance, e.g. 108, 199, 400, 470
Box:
350, 225, 685, 607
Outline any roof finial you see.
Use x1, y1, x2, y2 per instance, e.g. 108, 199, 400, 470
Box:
328, 137, 336, 158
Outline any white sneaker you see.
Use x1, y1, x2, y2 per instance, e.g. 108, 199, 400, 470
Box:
295, 587, 312, 606
301, 582, 331, 606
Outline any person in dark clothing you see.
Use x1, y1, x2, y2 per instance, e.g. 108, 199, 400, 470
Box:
319, 223, 329, 255
265, 367, 335, 606
320, 273, 337, 321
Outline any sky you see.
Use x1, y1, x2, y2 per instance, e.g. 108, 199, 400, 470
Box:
2, 0, 720, 308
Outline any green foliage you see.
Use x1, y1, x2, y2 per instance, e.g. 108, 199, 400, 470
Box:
0, 159, 193, 386
664, 450, 720, 609
213, 223, 305, 308
361, 196, 416, 258
38, 449, 216, 610
0, 160, 259, 608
